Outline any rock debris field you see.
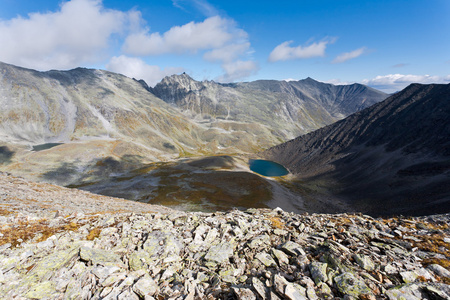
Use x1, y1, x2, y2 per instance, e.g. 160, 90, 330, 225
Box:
1, 173, 450, 299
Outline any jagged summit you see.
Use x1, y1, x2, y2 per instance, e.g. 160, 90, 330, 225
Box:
153, 72, 208, 104
300, 76, 318, 83
159, 72, 196, 84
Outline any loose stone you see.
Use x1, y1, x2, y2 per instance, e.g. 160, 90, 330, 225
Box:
1, 202, 449, 300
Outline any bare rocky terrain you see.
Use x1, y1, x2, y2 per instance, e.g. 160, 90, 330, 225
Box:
1, 173, 450, 299
0, 172, 173, 217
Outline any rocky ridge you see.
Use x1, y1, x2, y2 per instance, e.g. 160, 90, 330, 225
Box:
152, 74, 387, 141
1, 173, 450, 299
263, 83, 450, 216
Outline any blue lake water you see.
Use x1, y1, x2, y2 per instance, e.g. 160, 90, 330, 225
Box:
249, 159, 289, 177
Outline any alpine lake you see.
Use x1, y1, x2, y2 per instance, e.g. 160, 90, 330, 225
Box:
249, 159, 289, 177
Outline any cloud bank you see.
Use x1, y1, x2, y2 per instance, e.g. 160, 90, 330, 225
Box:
0, 0, 256, 84
123, 16, 241, 56
362, 74, 450, 93
332, 47, 367, 64
268, 39, 333, 62
123, 16, 256, 82
106, 56, 184, 87
0, 0, 126, 70
1, 0, 446, 89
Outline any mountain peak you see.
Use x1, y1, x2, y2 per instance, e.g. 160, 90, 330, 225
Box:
161, 72, 196, 84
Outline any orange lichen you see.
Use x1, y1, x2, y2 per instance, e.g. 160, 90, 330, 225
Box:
86, 227, 102, 241
421, 258, 450, 270
269, 217, 285, 229
64, 221, 80, 231
0, 208, 13, 216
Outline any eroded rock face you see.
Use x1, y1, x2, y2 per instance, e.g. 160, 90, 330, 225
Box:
1, 207, 449, 299
153, 74, 387, 141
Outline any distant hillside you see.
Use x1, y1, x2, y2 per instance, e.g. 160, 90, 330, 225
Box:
0, 61, 201, 151
152, 73, 387, 140
264, 84, 450, 216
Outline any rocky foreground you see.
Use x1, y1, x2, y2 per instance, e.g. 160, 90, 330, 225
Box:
1, 175, 450, 299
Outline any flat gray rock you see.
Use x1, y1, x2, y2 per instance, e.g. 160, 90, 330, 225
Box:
132, 274, 158, 297
204, 243, 233, 265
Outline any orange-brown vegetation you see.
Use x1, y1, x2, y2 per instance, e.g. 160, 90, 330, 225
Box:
0, 218, 83, 248
268, 216, 285, 229
86, 227, 102, 241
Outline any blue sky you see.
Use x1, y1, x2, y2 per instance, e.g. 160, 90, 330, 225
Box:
0, 0, 449, 92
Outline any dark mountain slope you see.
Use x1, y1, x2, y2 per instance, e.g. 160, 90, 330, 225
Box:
264, 84, 450, 216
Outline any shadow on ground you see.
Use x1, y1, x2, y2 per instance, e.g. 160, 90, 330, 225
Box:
44, 155, 274, 212
42, 155, 146, 186
0, 146, 14, 165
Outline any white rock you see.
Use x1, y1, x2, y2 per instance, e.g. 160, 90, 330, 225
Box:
285, 283, 307, 300
117, 289, 140, 300
233, 287, 256, 300
36, 239, 54, 249
133, 274, 158, 297
92, 266, 121, 279
251, 277, 267, 300
427, 264, 450, 278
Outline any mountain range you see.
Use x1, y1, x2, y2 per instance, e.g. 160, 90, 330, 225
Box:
152, 73, 386, 141
0, 61, 386, 186
2, 61, 448, 216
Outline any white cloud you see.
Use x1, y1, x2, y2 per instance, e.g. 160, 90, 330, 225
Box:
324, 79, 354, 85
362, 74, 450, 93
203, 42, 257, 81
218, 60, 259, 82
0, 0, 127, 70
172, 0, 218, 17
332, 47, 367, 64
106, 55, 184, 87
122, 15, 257, 82
268, 39, 334, 62
0, 1, 256, 83
203, 42, 251, 63
123, 16, 244, 56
